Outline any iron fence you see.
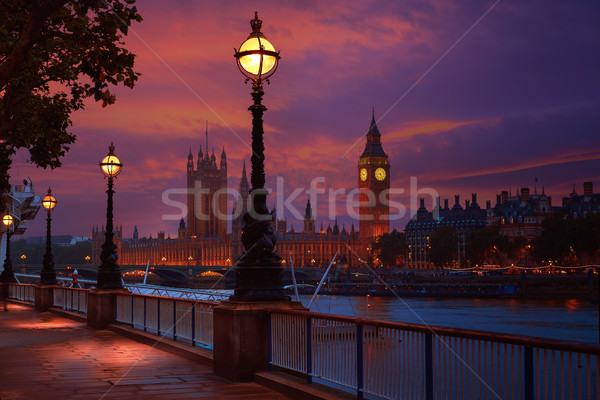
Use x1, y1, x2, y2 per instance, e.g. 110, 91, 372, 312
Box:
268, 309, 600, 400
115, 293, 216, 348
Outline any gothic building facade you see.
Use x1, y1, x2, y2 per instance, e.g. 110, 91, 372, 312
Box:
186, 126, 227, 239
93, 113, 384, 269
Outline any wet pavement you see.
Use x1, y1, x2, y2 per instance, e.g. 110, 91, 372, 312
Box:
0, 303, 292, 399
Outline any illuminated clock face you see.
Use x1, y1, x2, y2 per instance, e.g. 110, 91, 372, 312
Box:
360, 168, 367, 181
375, 167, 386, 181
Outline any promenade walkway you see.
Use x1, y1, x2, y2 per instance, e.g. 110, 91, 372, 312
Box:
0, 303, 292, 400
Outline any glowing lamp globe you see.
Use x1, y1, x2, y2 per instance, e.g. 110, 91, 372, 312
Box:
235, 12, 280, 82
100, 143, 123, 177
42, 189, 57, 210
2, 214, 13, 227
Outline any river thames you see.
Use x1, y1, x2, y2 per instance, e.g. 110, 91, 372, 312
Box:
304, 295, 598, 344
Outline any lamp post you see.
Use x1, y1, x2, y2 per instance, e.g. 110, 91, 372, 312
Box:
40, 188, 58, 284
97, 143, 123, 289
1, 214, 16, 282
231, 12, 287, 301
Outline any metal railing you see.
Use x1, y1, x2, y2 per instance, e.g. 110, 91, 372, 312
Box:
268, 309, 600, 400
53, 287, 88, 314
8, 283, 35, 303
123, 283, 231, 302
115, 293, 216, 348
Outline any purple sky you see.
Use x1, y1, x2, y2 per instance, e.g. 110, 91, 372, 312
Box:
12, 0, 600, 238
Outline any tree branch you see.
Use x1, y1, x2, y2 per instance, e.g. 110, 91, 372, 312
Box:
0, 0, 69, 87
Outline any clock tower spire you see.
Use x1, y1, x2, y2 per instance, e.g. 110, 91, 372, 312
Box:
358, 110, 390, 241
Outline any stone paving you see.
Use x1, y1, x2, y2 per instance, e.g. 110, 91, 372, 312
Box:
0, 303, 292, 399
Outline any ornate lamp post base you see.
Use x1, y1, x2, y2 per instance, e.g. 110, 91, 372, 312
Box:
0, 269, 16, 283
1, 233, 16, 283
230, 190, 289, 302
40, 270, 57, 285
231, 264, 288, 302
97, 269, 124, 290
96, 234, 123, 290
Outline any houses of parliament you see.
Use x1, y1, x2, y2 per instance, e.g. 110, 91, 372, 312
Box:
92, 113, 390, 268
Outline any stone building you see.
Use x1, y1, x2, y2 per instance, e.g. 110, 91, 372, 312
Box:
405, 186, 554, 268
186, 125, 227, 239
93, 112, 384, 269
560, 182, 600, 219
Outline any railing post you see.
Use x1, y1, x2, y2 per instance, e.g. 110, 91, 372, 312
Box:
425, 333, 433, 400
524, 346, 534, 400
306, 317, 312, 383
173, 300, 177, 340
157, 298, 161, 336
71, 288, 74, 311
267, 313, 272, 371
357, 323, 363, 400
143, 297, 147, 332
191, 303, 196, 346
131, 295, 134, 326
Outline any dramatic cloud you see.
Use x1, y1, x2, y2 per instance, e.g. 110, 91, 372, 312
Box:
11, 0, 600, 238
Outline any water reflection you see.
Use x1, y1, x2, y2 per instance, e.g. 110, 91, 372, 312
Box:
305, 295, 597, 343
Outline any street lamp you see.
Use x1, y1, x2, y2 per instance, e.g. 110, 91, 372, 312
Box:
40, 188, 58, 284
1, 214, 15, 282
97, 143, 123, 289
232, 12, 287, 301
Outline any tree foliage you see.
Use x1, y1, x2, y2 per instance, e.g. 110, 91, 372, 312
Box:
11, 238, 92, 264
0, 0, 142, 203
533, 214, 600, 265
371, 229, 407, 267
466, 226, 514, 266
428, 226, 458, 267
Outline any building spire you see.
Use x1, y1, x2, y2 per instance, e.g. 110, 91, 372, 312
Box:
368, 108, 381, 136
205, 120, 208, 154
304, 198, 312, 219
242, 159, 247, 179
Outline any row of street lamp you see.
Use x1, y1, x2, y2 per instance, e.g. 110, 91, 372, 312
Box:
1, 144, 123, 288
1, 13, 286, 301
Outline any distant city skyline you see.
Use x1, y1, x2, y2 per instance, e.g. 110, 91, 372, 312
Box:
10, 0, 600, 238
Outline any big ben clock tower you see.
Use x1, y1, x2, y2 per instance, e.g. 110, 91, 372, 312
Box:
358, 110, 390, 241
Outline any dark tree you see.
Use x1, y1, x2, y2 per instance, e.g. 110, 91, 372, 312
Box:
533, 215, 572, 264
12, 238, 91, 264
534, 213, 600, 265
428, 226, 458, 267
371, 229, 407, 268
466, 226, 509, 266
571, 213, 600, 264
0, 0, 142, 205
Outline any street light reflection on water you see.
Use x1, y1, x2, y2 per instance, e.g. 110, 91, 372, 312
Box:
306, 295, 597, 343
